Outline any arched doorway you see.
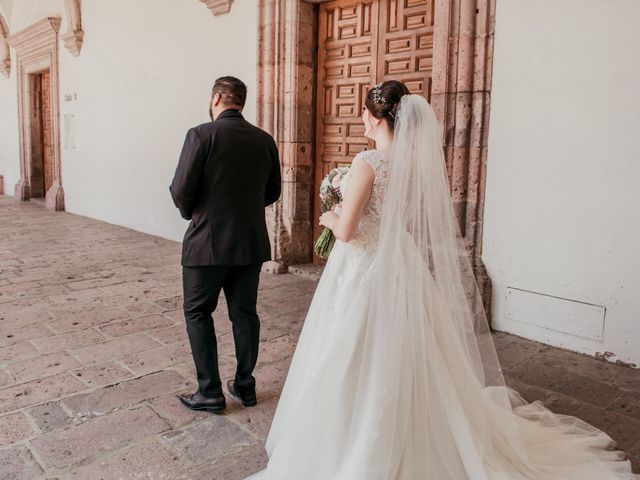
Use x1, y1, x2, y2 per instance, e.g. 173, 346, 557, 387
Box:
257, 0, 495, 306
9, 18, 65, 211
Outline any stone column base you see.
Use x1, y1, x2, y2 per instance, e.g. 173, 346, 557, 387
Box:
15, 177, 31, 201
262, 261, 288, 275
473, 255, 493, 323
45, 183, 65, 211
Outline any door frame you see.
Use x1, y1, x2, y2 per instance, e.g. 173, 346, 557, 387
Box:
256, 0, 495, 305
9, 18, 65, 211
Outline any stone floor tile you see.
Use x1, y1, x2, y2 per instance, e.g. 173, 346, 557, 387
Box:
0, 445, 44, 480
28, 401, 75, 433
227, 395, 278, 441
607, 393, 640, 422
146, 324, 188, 345
545, 395, 640, 453
31, 406, 170, 468
188, 444, 268, 480
149, 395, 210, 429
120, 340, 192, 376
44, 286, 108, 306
154, 295, 183, 311
255, 335, 297, 368
0, 411, 34, 446
0, 323, 51, 348
123, 300, 166, 316
70, 361, 133, 388
0, 340, 39, 364
254, 357, 292, 401
163, 415, 258, 465
507, 360, 624, 408
70, 333, 161, 365
0, 368, 13, 387
493, 331, 548, 370
30, 328, 106, 355
63, 370, 190, 420
534, 345, 626, 384
503, 374, 554, 404
98, 313, 174, 338
6, 351, 81, 383
614, 367, 640, 394
46, 305, 131, 333
0, 373, 86, 414
56, 439, 194, 480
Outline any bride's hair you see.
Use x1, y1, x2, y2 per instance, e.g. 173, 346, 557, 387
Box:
365, 80, 410, 129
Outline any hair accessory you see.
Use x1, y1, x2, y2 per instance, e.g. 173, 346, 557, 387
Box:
372, 83, 386, 105
372, 82, 397, 119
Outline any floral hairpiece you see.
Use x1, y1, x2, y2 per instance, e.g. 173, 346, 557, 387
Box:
371, 82, 396, 119
372, 83, 386, 105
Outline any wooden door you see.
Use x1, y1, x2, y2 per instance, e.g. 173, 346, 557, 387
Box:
41, 71, 54, 195
314, 0, 435, 245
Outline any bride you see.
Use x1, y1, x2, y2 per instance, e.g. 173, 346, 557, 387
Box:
248, 81, 638, 479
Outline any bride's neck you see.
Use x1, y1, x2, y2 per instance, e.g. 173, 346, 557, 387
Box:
374, 130, 393, 156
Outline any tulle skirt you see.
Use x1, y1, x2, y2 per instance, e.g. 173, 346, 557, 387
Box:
247, 239, 638, 479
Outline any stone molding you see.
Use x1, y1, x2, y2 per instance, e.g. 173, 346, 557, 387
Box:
0, 12, 10, 78
257, 0, 496, 305
8, 17, 65, 211
62, 0, 83, 57
432, 0, 496, 310
257, 0, 316, 266
200, 0, 234, 16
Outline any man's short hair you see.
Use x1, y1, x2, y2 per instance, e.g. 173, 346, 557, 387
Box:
212, 76, 247, 108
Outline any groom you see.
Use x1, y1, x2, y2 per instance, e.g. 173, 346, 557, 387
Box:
170, 76, 281, 412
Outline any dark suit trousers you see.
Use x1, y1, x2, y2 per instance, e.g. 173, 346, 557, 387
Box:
182, 265, 261, 398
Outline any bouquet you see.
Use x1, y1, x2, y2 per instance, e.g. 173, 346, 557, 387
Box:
314, 165, 350, 258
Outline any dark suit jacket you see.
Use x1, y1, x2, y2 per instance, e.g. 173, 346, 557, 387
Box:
170, 109, 281, 266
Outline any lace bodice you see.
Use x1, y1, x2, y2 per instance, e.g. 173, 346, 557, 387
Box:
341, 149, 389, 251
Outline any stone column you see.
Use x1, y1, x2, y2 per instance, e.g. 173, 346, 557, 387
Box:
432, 0, 496, 311
257, 0, 317, 271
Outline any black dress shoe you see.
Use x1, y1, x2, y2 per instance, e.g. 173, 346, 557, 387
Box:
178, 391, 226, 413
227, 380, 257, 407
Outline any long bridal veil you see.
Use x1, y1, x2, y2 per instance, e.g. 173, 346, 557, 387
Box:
360, 94, 638, 478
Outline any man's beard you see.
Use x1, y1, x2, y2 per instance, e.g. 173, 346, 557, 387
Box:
209, 104, 214, 121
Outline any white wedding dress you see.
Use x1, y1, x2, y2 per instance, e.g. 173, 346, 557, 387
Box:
248, 97, 638, 479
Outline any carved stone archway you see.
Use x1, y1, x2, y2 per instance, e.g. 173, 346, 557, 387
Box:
257, 0, 496, 299
9, 18, 65, 211
0, 12, 9, 78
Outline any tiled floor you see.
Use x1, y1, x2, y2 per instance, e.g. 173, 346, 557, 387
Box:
0, 195, 638, 479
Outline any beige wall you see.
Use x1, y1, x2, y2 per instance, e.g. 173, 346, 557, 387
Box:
0, 0, 258, 241
484, 0, 640, 365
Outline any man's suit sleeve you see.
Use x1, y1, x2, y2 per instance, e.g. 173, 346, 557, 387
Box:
170, 128, 207, 220
265, 142, 282, 207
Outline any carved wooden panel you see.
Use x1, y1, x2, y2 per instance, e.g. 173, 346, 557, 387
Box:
377, 0, 434, 99
314, 0, 434, 243
41, 71, 54, 194
314, 0, 379, 240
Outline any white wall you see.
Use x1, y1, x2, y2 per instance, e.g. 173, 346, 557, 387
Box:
0, 0, 258, 242
0, 66, 19, 195
9, 0, 65, 32
484, 0, 640, 365
0, 0, 20, 195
